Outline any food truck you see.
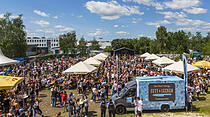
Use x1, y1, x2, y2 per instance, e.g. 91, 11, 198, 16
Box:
112, 76, 186, 114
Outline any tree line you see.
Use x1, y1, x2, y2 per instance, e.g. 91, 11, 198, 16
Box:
0, 13, 209, 58
107, 26, 210, 55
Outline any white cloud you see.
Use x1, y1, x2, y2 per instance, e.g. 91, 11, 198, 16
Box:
53, 16, 58, 19
33, 10, 49, 17
158, 11, 187, 19
85, 1, 144, 20
122, 0, 164, 10
177, 27, 202, 32
164, 0, 200, 9
55, 25, 64, 28
33, 20, 50, 27
116, 31, 129, 35
36, 29, 54, 34
0, 14, 4, 18
183, 7, 207, 14
59, 27, 74, 32
113, 25, 119, 28
87, 29, 108, 37
0, 14, 19, 19
121, 25, 128, 28
146, 20, 171, 27
175, 18, 205, 26
132, 18, 142, 24
77, 15, 83, 18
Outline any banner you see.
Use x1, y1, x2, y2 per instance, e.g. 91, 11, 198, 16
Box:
182, 54, 188, 107
116, 55, 119, 93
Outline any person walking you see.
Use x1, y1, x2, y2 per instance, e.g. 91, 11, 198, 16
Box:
84, 95, 89, 117
33, 98, 44, 117
187, 91, 193, 112
196, 85, 200, 101
62, 91, 67, 113
108, 99, 115, 117
137, 97, 143, 117
51, 88, 57, 107
68, 94, 74, 117
100, 98, 107, 117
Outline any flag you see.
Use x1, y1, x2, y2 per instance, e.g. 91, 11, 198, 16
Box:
182, 54, 188, 107
116, 55, 119, 93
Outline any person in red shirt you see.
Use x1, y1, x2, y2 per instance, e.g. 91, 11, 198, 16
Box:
62, 91, 67, 112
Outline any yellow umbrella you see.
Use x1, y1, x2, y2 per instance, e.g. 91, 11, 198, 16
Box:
192, 60, 210, 68
0, 75, 23, 89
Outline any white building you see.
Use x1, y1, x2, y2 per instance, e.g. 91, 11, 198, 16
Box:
26, 36, 60, 55
26, 36, 59, 48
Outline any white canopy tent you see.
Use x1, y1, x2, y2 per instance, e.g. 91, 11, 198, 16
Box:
152, 57, 175, 65
83, 57, 102, 66
63, 62, 97, 74
97, 53, 108, 58
145, 54, 160, 60
93, 54, 106, 61
0, 49, 19, 66
163, 61, 200, 73
140, 52, 150, 58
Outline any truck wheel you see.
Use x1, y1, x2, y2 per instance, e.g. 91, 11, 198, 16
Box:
161, 105, 170, 112
116, 105, 126, 114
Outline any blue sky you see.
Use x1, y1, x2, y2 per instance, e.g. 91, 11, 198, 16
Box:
0, 0, 210, 41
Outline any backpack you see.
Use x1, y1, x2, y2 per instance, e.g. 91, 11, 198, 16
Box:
108, 102, 114, 110
101, 101, 106, 109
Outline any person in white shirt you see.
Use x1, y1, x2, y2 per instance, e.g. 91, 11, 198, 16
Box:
137, 97, 143, 117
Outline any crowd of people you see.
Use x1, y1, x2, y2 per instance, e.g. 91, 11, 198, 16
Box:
0, 54, 209, 117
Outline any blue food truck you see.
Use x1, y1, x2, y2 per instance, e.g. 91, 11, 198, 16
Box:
112, 76, 186, 114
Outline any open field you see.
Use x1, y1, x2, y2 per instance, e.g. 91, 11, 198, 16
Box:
38, 88, 210, 117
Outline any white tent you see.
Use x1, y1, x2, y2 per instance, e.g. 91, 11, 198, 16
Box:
97, 53, 108, 58
93, 54, 106, 61
145, 54, 160, 60
152, 57, 175, 65
0, 49, 19, 66
140, 52, 150, 58
163, 61, 199, 73
63, 62, 97, 74
83, 57, 102, 66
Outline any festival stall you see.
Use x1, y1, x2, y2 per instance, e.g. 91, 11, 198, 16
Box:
145, 54, 160, 61
63, 62, 97, 74
192, 60, 210, 69
93, 54, 106, 61
83, 57, 102, 66
152, 56, 175, 65
0, 49, 19, 66
140, 52, 150, 58
0, 75, 23, 89
163, 61, 200, 73
97, 53, 108, 58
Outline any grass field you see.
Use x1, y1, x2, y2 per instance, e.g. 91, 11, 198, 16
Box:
38, 88, 210, 117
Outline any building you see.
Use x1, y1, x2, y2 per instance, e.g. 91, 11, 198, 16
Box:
26, 36, 60, 56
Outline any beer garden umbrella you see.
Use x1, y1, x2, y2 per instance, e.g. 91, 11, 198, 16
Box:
0, 75, 23, 89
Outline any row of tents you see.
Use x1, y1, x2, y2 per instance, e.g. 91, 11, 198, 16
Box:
140, 52, 210, 74
63, 53, 108, 74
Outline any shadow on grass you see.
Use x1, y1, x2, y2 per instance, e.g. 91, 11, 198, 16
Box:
88, 111, 97, 117
39, 94, 48, 98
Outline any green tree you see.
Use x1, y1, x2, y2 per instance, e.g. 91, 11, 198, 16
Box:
202, 40, 210, 55
77, 37, 87, 56
0, 13, 27, 58
104, 46, 112, 52
90, 38, 100, 50
59, 31, 77, 54
156, 26, 168, 53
